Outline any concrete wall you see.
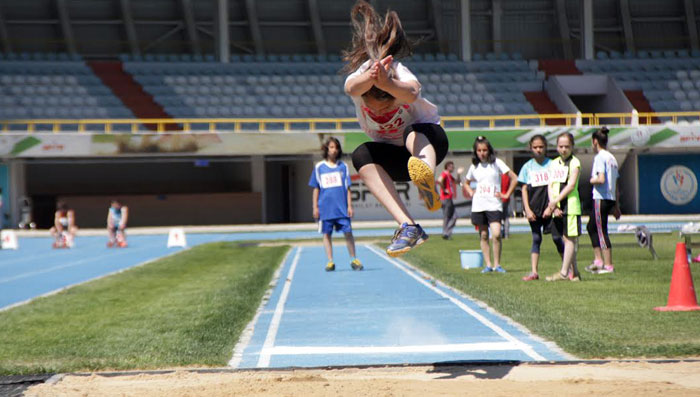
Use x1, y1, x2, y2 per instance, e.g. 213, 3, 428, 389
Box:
58, 193, 262, 228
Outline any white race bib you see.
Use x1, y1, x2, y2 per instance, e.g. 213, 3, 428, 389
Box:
320, 171, 343, 189
550, 165, 568, 183
475, 182, 498, 198
528, 170, 550, 187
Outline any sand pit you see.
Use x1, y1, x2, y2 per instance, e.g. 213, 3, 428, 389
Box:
25, 360, 700, 397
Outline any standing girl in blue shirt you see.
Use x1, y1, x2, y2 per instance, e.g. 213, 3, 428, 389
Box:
309, 137, 362, 272
586, 127, 620, 274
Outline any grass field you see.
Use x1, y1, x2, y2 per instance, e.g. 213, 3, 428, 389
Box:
1, 233, 699, 376
404, 232, 700, 358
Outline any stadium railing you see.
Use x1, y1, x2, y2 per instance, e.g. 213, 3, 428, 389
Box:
2, 112, 699, 133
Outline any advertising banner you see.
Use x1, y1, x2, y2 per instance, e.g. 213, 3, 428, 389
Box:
638, 154, 700, 214
348, 174, 472, 221
1, 125, 700, 158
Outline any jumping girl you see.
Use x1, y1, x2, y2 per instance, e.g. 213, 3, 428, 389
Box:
343, 0, 448, 257
517, 135, 564, 281
585, 127, 620, 274
544, 132, 582, 281
463, 136, 517, 273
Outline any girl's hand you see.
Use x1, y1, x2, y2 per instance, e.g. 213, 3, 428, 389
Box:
543, 206, 552, 218
612, 205, 621, 220
380, 55, 393, 70
368, 61, 380, 80
553, 208, 563, 218
374, 56, 393, 89
348, 206, 354, 218
525, 208, 536, 222
313, 207, 319, 219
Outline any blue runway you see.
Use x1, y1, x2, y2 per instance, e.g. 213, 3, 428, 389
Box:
233, 244, 570, 368
0, 235, 186, 310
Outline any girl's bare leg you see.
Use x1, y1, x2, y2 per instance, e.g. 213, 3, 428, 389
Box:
405, 131, 436, 168
559, 236, 577, 275
479, 228, 492, 268
358, 164, 414, 225
344, 232, 356, 258
323, 233, 333, 261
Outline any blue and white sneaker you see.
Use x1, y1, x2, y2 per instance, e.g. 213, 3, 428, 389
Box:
493, 266, 507, 273
481, 266, 493, 274
386, 223, 428, 257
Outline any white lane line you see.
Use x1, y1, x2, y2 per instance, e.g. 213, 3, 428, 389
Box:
0, 246, 153, 284
256, 246, 302, 368
0, 249, 77, 268
264, 341, 526, 355
228, 246, 296, 368
366, 245, 547, 361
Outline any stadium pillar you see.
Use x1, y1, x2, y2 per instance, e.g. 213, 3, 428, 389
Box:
181, 0, 201, 55
685, 0, 700, 51
120, 0, 140, 57
7, 160, 26, 229
491, 0, 502, 54
56, 0, 77, 56
0, 4, 11, 53
580, 0, 594, 60
251, 156, 267, 223
215, 0, 230, 63
460, 0, 472, 61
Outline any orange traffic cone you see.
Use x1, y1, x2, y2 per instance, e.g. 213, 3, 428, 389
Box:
655, 242, 700, 311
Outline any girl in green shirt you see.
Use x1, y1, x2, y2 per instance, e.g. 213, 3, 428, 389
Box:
544, 132, 582, 281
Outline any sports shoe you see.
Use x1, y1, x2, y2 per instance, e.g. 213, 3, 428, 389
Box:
522, 273, 539, 281
386, 223, 428, 257
597, 265, 614, 274
325, 261, 335, 272
481, 266, 493, 273
350, 258, 363, 271
546, 272, 568, 281
407, 156, 441, 212
585, 260, 604, 274
493, 266, 507, 273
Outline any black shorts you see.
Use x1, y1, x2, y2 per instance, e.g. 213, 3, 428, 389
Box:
553, 214, 581, 238
351, 123, 449, 181
471, 211, 503, 226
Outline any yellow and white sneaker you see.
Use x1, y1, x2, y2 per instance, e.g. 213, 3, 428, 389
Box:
325, 261, 335, 272
408, 156, 441, 211
350, 258, 363, 271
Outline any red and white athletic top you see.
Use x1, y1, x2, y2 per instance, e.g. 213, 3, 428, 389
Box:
345, 60, 440, 146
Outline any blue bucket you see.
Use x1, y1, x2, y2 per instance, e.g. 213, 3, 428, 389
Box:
459, 250, 483, 269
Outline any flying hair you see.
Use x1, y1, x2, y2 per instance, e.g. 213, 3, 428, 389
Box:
342, 0, 413, 100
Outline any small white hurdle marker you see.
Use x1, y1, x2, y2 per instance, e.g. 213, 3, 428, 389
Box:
167, 228, 187, 248
1, 230, 19, 250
